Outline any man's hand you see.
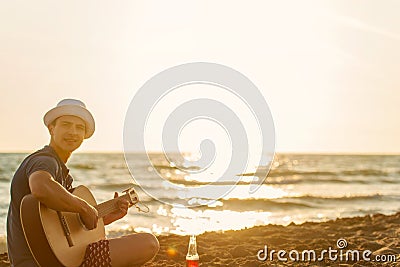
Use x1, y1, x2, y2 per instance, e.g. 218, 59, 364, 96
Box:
79, 202, 99, 230
103, 192, 129, 225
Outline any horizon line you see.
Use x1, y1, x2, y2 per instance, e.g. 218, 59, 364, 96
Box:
1, 150, 399, 156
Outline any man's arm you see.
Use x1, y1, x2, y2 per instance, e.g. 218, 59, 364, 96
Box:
29, 170, 98, 230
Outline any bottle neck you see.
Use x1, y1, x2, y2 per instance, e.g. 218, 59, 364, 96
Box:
186, 235, 199, 258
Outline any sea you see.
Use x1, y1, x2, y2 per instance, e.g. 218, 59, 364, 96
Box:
1, 152, 400, 252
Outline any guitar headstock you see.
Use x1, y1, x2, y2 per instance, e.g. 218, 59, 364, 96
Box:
122, 187, 139, 206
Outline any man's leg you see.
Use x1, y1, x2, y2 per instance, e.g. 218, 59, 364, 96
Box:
109, 233, 159, 267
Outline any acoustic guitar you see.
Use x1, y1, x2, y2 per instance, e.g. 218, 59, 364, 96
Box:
20, 185, 139, 267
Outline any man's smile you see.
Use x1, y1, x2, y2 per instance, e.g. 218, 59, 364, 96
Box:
64, 138, 78, 143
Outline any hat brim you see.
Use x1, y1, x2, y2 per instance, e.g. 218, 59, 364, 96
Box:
43, 105, 95, 139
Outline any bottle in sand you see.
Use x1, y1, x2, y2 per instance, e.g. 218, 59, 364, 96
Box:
186, 235, 199, 267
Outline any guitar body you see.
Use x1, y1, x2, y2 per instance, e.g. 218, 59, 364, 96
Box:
21, 185, 105, 267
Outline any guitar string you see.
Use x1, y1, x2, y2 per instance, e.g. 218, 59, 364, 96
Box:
96, 195, 135, 209
97, 202, 121, 217
95, 195, 139, 217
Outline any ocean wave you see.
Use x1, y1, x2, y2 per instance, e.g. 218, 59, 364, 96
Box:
0, 176, 10, 182
70, 163, 96, 170
239, 168, 399, 178
148, 161, 396, 177
340, 169, 393, 176
152, 164, 201, 171
164, 178, 258, 186
155, 175, 396, 186
220, 198, 315, 210
285, 194, 389, 202
265, 176, 376, 185
133, 194, 394, 209
221, 194, 390, 207
90, 182, 140, 190
111, 164, 128, 169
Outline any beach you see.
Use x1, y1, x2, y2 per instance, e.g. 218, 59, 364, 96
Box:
2, 212, 398, 266
143, 212, 400, 266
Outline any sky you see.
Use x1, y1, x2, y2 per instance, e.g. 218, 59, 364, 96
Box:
0, 1, 400, 154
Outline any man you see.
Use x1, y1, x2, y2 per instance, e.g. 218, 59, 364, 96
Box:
7, 99, 159, 267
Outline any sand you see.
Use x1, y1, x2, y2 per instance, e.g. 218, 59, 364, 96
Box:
1, 212, 399, 266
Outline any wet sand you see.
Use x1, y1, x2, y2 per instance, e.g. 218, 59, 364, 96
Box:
1, 212, 399, 266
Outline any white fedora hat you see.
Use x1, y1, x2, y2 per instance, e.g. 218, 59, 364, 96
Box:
43, 99, 95, 139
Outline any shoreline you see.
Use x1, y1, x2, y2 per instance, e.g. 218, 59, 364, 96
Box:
1, 212, 399, 266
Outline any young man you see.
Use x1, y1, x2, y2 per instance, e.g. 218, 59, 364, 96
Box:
7, 99, 159, 267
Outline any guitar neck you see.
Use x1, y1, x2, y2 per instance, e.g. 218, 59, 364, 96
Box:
95, 194, 131, 218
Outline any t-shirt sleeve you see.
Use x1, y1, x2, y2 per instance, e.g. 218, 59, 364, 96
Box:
25, 156, 59, 179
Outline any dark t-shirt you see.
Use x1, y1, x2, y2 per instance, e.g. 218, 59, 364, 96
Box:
6, 146, 73, 267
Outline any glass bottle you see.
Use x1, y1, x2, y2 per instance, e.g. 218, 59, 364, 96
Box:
186, 235, 199, 267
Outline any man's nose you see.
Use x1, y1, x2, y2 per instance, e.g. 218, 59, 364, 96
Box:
69, 125, 79, 135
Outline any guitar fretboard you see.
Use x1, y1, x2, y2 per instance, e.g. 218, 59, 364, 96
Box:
95, 194, 134, 218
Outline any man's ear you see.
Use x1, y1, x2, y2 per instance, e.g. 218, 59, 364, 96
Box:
48, 125, 54, 135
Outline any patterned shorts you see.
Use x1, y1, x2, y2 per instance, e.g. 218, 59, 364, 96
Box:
80, 239, 112, 267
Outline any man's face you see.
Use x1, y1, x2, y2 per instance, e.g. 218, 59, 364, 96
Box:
49, 115, 86, 152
